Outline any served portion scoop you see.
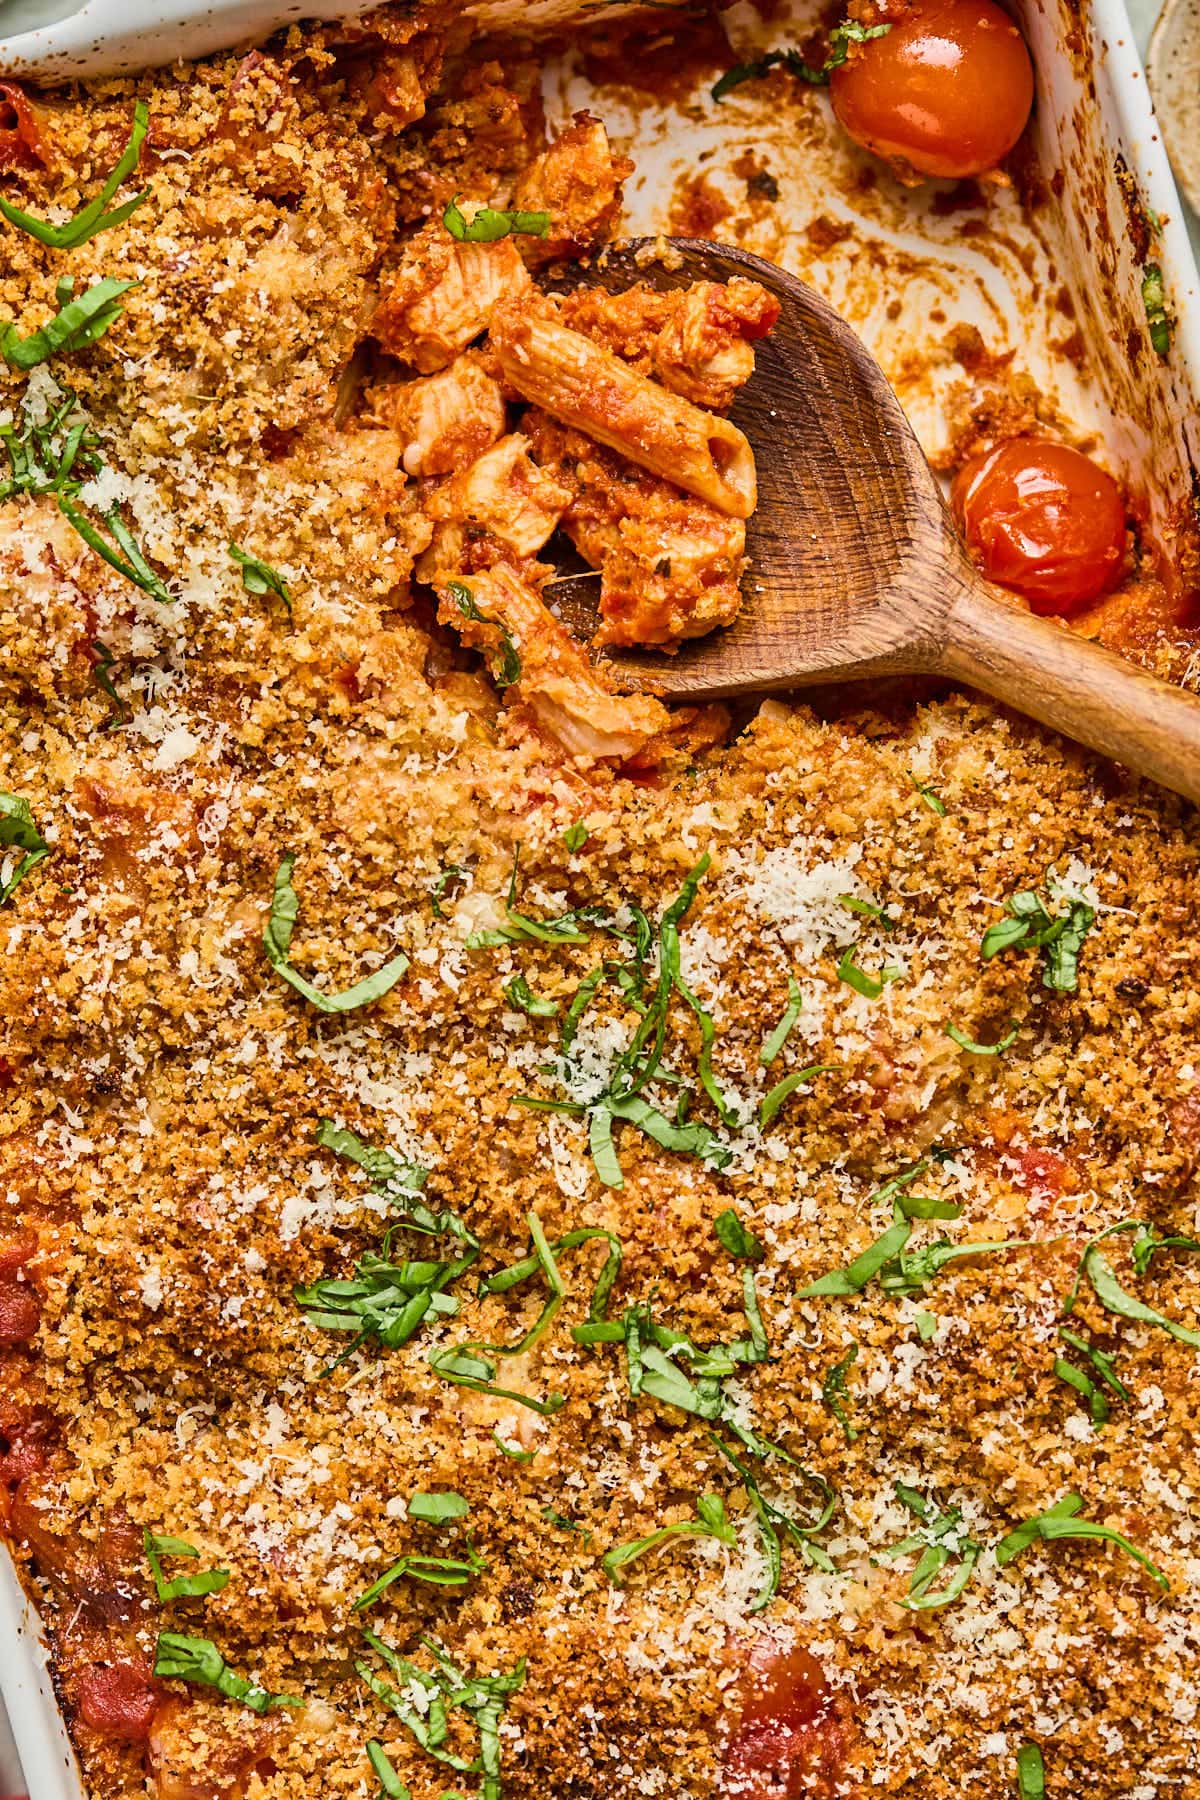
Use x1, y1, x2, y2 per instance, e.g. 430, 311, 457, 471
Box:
551, 238, 1200, 807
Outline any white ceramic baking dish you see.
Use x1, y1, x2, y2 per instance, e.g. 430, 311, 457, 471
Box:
1, 0, 1197, 1795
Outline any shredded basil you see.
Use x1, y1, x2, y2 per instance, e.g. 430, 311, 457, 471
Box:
711, 20, 890, 98
710, 1435, 839, 1606
91, 640, 128, 727
541, 1507, 591, 1541
430, 863, 468, 918
409, 1491, 469, 1525
504, 972, 557, 1016
1053, 1355, 1110, 1427
836, 945, 902, 998
0, 792, 50, 904
592, 1092, 732, 1189
825, 17, 893, 67
1130, 1222, 1200, 1276
263, 853, 409, 1012
3, 376, 170, 602
451, 1218, 620, 1409
894, 1192, 963, 1222
821, 1344, 858, 1442
759, 1063, 837, 1127
1016, 1742, 1045, 1800
143, 1530, 230, 1602
427, 1345, 566, 1416
759, 973, 802, 1066
995, 1492, 1168, 1589
314, 1118, 441, 1215
1142, 262, 1172, 357
839, 894, 894, 929
354, 1544, 485, 1609
945, 1021, 1018, 1056
0, 380, 102, 501
981, 884, 1096, 993
879, 1235, 1030, 1294
868, 1160, 935, 1208
800, 1218, 912, 1297
713, 1207, 763, 1263
446, 578, 521, 687
465, 851, 592, 948
801, 1205, 1026, 1299
1062, 1225, 1200, 1349
915, 1309, 937, 1342
0, 103, 149, 248
58, 493, 173, 603
443, 197, 552, 243
1058, 1327, 1128, 1407
230, 541, 290, 608
295, 1147, 476, 1375
492, 1431, 534, 1463
712, 48, 815, 98
497, 854, 743, 1183
606, 854, 707, 1102
2, 275, 139, 371
296, 1250, 473, 1374
563, 823, 588, 854
886, 1483, 981, 1610
366, 1739, 411, 1800
582, 1280, 773, 1457
357, 1629, 525, 1800
153, 1633, 301, 1714
909, 773, 947, 815
602, 1493, 735, 1583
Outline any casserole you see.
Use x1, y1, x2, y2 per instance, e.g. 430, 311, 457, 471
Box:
1, 2, 1199, 1797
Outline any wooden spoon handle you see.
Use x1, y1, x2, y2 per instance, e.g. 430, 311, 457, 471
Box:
936, 583, 1200, 805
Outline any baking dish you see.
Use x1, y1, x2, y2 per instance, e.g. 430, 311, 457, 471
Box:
0, 0, 1197, 1793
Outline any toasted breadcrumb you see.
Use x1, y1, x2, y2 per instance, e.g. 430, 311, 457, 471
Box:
0, 10, 1199, 1800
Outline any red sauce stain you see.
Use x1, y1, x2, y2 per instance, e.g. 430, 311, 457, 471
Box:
9, 1483, 145, 1623
1006, 1143, 1077, 1217
0, 1280, 40, 1342
0, 1396, 54, 1520
0, 82, 47, 170
670, 172, 733, 239
723, 1643, 848, 1799
78, 1662, 162, 1742
0, 1231, 36, 1277
0, 1422, 49, 1489
582, 16, 731, 101
0, 1233, 39, 1341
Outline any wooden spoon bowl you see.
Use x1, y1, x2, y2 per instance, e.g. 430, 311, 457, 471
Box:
549, 239, 1200, 805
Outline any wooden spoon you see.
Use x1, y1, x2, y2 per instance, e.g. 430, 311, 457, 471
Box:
548, 239, 1200, 806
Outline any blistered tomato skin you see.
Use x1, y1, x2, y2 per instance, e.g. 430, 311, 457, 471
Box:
952, 438, 1127, 614
723, 1643, 847, 1798
828, 0, 1034, 181
77, 1663, 161, 1741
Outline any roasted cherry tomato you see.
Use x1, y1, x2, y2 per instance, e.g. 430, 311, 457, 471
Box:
723, 1643, 846, 1798
78, 1662, 161, 1742
829, 0, 1034, 181
0, 82, 46, 172
951, 438, 1126, 614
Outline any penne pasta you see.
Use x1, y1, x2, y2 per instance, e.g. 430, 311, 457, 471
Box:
439, 565, 670, 760
489, 306, 757, 518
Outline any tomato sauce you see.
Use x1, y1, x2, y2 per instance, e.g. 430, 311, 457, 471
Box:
0, 1233, 40, 1343
1006, 1142, 1078, 1217
723, 1643, 848, 1799
78, 1661, 162, 1742
0, 82, 46, 171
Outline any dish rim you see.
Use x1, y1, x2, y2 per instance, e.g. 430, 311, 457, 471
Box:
1, 2, 1197, 1795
